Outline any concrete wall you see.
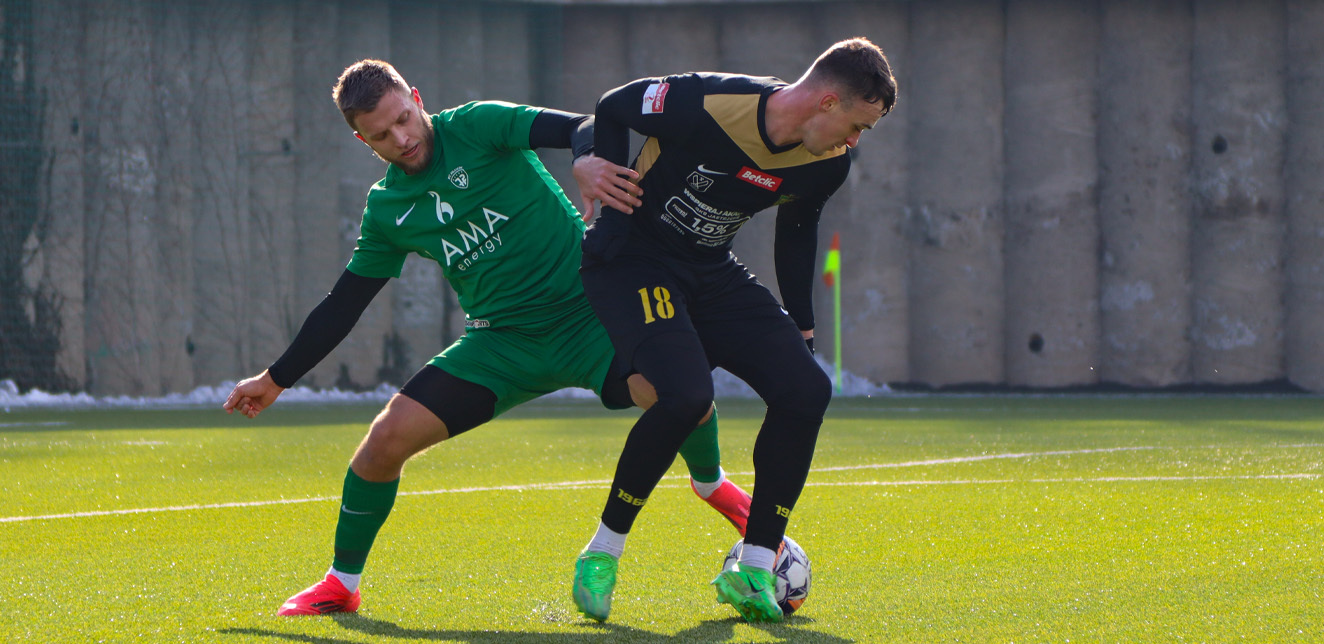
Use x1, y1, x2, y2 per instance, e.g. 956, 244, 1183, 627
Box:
14, 0, 1324, 394
1189, 0, 1287, 384
1286, 0, 1324, 392
1003, 0, 1100, 388
906, 0, 1005, 386
33, 0, 87, 388
1097, 0, 1195, 387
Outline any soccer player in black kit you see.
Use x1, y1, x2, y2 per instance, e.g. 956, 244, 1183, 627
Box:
570, 38, 897, 623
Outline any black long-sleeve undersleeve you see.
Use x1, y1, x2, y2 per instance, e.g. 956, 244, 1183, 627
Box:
774, 201, 825, 332
267, 269, 389, 388
529, 108, 594, 158
592, 91, 635, 170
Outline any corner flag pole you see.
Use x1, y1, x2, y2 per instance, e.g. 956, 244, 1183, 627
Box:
822, 232, 842, 393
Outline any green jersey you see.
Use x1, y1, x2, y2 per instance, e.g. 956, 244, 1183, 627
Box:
347, 101, 586, 329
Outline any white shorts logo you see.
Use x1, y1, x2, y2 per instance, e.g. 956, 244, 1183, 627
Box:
641, 82, 670, 114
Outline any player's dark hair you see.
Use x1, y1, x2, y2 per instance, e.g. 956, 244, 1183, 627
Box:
807, 37, 897, 117
333, 59, 410, 130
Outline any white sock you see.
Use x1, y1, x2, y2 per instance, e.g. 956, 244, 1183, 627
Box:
328, 566, 361, 593
585, 521, 627, 558
691, 467, 727, 499
739, 544, 777, 573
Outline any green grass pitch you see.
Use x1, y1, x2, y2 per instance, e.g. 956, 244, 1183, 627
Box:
2, 395, 1320, 643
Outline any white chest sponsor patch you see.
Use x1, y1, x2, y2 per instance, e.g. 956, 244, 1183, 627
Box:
641, 82, 670, 114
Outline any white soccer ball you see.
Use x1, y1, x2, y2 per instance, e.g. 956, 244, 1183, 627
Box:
721, 535, 812, 614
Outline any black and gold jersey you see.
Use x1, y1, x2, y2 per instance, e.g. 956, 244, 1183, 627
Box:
589, 72, 851, 330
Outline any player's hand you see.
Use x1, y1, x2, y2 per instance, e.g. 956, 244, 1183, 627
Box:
573, 154, 642, 221
802, 330, 815, 355
223, 370, 285, 419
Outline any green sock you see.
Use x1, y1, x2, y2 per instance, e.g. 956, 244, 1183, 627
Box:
332, 467, 399, 574
678, 408, 721, 483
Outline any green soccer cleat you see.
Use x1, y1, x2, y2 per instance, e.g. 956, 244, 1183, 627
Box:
572, 550, 618, 622
711, 564, 784, 623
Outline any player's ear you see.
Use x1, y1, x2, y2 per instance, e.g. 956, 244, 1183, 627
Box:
818, 92, 840, 113
411, 87, 424, 110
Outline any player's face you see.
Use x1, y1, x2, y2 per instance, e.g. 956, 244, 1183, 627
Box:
353, 87, 434, 175
803, 94, 886, 155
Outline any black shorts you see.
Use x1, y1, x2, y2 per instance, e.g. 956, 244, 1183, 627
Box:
400, 360, 636, 440
581, 246, 799, 370
399, 365, 497, 438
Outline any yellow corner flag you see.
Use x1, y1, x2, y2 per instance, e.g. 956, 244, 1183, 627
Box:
822, 232, 842, 392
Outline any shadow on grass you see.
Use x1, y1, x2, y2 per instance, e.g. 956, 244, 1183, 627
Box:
218, 612, 856, 643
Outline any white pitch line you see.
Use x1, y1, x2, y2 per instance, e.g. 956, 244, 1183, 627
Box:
812, 444, 1324, 474
807, 473, 1322, 487
812, 446, 1156, 472
1, 446, 1318, 524
0, 480, 621, 524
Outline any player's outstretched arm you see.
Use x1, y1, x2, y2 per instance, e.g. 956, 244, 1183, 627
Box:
221, 268, 388, 418
223, 370, 285, 418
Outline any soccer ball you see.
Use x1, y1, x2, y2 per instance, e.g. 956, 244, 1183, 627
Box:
720, 535, 812, 614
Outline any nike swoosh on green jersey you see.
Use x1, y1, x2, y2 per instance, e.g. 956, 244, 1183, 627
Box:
395, 203, 415, 226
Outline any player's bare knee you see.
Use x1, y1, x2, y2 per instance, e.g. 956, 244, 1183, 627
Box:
352, 426, 411, 477
356, 410, 443, 475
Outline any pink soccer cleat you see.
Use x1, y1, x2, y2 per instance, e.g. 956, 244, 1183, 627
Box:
277, 574, 361, 616
693, 478, 751, 536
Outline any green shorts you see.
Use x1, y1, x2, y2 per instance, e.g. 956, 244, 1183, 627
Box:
426, 303, 620, 418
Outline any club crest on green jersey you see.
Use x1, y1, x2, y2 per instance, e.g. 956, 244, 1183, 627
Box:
448, 166, 469, 189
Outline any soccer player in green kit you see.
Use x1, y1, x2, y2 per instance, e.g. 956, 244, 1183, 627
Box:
222, 60, 751, 616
